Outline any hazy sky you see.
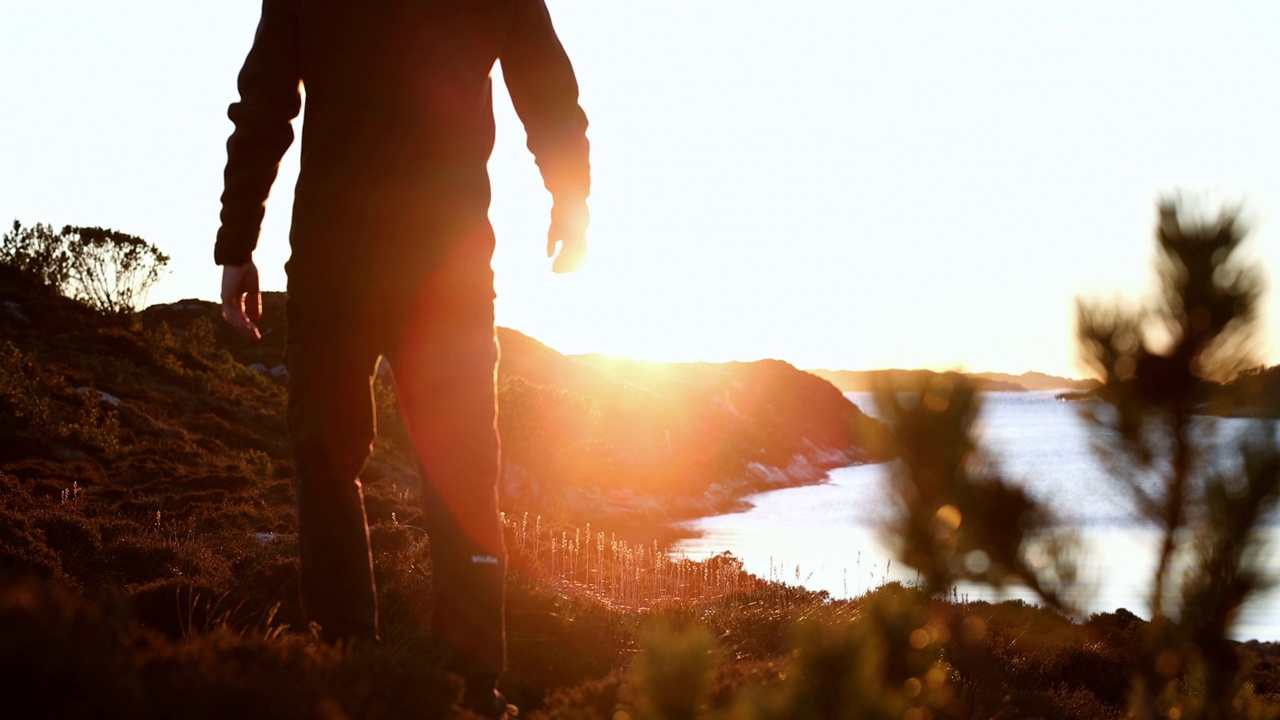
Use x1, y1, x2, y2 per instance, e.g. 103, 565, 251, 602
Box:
3, 1, 1277, 377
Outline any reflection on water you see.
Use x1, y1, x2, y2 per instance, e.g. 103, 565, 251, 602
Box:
676, 391, 1280, 640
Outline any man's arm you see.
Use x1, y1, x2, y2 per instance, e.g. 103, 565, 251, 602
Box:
215, 0, 302, 268
216, 0, 301, 338
221, 261, 262, 340
500, 0, 591, 272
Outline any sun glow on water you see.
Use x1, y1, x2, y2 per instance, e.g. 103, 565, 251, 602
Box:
677, 391, 1280, 640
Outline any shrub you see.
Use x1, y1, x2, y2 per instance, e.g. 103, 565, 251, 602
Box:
0, 220, 72, 291
0, 341, 122, 455
843, 199, 1279, 720
64, 225, 170, 314
0, 340, 59, 432
631, 620, 720, 720
0, 221, 169, 314
1074, 201, 1280, 719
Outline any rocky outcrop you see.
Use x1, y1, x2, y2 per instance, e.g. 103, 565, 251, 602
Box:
495, 329, 891, 533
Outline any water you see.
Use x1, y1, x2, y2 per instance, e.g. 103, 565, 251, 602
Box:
676, 391, 1280, 640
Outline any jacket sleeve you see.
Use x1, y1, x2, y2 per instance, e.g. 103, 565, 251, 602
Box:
500, 0, 591, 205
214, 0, 302, 267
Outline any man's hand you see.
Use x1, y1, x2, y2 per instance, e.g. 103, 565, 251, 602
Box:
221, 261, 263, 340
547, 201, 589, 273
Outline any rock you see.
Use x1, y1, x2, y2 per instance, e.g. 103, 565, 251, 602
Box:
269, 364, 288, 377
246, 363, 269, 374
162, 300, 213, 313
73, 387, 122, 406
3, 300, 28, 323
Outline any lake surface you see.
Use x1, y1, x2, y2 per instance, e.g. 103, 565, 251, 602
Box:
676, 391, 1280, 640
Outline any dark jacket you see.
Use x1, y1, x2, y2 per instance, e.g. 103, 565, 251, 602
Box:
215, 0, 590, 299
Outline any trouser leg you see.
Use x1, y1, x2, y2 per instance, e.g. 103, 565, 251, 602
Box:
286, 309, 380, 639
388, 234, 505, 684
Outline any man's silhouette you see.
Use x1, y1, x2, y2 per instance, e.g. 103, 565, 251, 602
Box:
215, 1, 589, 715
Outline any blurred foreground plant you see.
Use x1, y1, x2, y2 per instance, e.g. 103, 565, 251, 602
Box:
867, 199, 1280, 720
734, 584, 953, 720
631, 620, 720, 720
1077, 201, 1280, 719
876, 375, 1079, 608
866, 363, 1082, 718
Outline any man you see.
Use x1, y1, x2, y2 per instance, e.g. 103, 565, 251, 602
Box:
215, 0, 590, 716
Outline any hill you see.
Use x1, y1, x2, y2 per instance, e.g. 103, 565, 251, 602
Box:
970, 370, 1100, 392
496, 333, 891, 534
809, 367, 1100, 393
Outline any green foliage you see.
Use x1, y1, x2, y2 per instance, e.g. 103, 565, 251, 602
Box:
0, 220, 169, 314
69, 384, 123, 457
735, 585, 953, 720
1, 220, 72, 291
0, 341, 122, 455
631, 620, 721, 720
0, 340, 58, 430
183, 316, 219, 354
235, 449, 274, 482
141, 319, 283, 397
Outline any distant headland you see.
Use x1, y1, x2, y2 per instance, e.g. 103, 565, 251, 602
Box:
805, 368, 1101, 394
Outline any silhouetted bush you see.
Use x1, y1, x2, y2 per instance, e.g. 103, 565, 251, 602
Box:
1, 220, 168, 314
0, 220, 72, 291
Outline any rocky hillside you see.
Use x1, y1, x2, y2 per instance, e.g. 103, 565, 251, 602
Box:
497, 333, 891, 530
0, 264, 889, 550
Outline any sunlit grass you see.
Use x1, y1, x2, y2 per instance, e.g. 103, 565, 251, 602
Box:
502, 511, 840, 611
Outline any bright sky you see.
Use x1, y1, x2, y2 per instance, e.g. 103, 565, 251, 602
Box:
2, 1, 1277, 378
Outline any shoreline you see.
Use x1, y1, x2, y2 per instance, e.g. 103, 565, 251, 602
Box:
675, 470, 1280, 643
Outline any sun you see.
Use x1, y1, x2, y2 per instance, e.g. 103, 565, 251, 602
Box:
492, 226, 700, 363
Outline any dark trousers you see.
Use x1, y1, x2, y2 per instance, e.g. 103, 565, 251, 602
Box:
285, 235, 506, 679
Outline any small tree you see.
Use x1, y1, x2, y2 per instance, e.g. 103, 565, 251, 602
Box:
1076, 200, 1279, 720
875, 374, 1079, 609
0, 220, 72, 291
0, 221, 169, 315
63, 226, 169, 315
872, 199, 1278, 720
